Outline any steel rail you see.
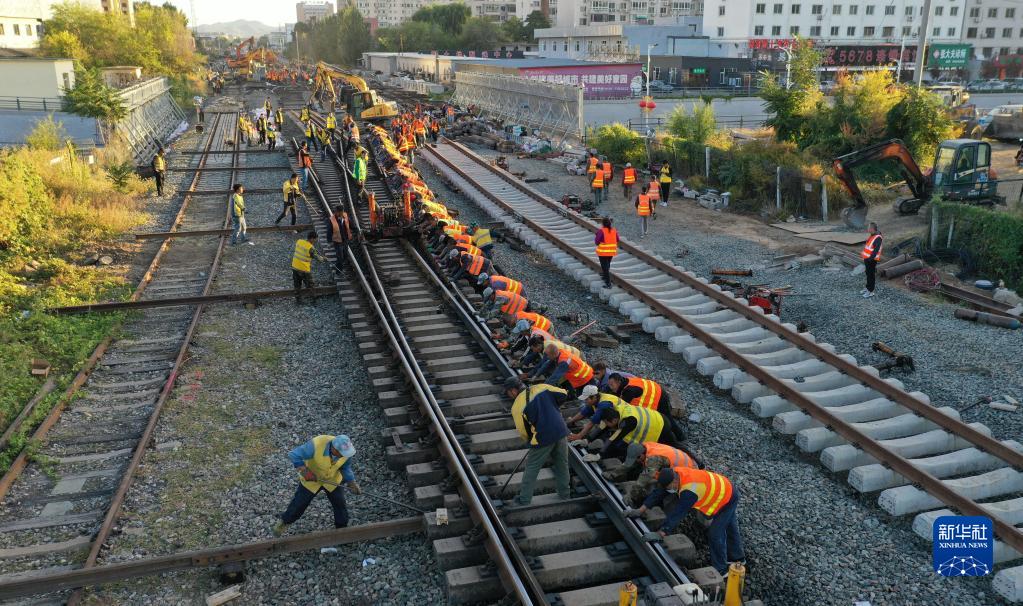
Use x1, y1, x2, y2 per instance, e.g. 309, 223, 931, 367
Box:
0, 112, 227, 502
300, 135, 542, 605
424, 140, 1023, 555
65, 114, 244, 606
49, 286, 336, 314
134, 224, 312, 239
0, 518, 422, 600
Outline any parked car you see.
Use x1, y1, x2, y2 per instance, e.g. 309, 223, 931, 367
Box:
986, 79, 1010, 91
647, 80, 674, 92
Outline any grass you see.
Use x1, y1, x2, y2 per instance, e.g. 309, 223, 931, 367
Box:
0, 119, 153, 474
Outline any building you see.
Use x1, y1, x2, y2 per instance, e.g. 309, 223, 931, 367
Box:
356, 0, 544, 28
0, 14, 44, 49
0, 49, 75, 97
553, 0, 703, 28
962, 0, 1023, 61
268, 24, 294, 52
99, 0, 134, 26
296, 1, 334, 24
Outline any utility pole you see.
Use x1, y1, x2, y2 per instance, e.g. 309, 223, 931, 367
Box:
913, 0, 933, 87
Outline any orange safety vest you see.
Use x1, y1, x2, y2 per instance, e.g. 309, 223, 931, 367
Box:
414, 119, 426, 135
672, 467, 734, 516
602, 161, 612, 180
403, 190, 413, 223
398, 135, 412, 153
592, 170, 604, 189
587, 156, 598, 174
451, 232, 473, 245
498, 290, 528, 315
457, 242, 484, 257
625, 376, 662, 409
555, 349, 594, 389
623, 167, 637, 185
464, 253, 486, 276
861, 234, 883, 260
516, 311, 552, 333
637, 194, 651, 217
643, 443, 698, 470
596, 227, 618, 257
492, 276, 523, 295
368, 193, 379, 230
647, 180, 660, 200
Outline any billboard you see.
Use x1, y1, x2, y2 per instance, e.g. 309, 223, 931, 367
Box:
927, 44, 971, 68
518, 63, 643, 99
821, 45, 917, 68
434, 49, 525, 59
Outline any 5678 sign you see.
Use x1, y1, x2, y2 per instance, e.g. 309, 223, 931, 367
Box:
823, 45, 917, 67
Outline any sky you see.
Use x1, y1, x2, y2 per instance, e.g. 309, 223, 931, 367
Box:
162, 0, 293, 27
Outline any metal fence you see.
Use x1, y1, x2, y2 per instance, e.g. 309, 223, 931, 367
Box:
0, 96, 68, 112
627, 115, 769, 134
452, 71, 584, 143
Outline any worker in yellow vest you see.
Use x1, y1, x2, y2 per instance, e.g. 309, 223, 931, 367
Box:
304, 121, 319, 152
658, 163, 673, 205
275, 108, 284, 130
300, 106, 310, 123
325, 112, 337, 139
151, 147, 166, 196
635, 185, 652, 238
292, 230, 326, 304
273, 434, 360, 535
276, 173, 306, 226
468, 222, 493, 258
230, 183, 250, 245
621, 162, 637, 199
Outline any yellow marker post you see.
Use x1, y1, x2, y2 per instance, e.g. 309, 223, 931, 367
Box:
618, 580, 637, 606
723, 561, 746, 606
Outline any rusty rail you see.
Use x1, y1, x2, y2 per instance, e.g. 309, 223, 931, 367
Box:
49, 286, 335, 314
425, 139, 1023, 555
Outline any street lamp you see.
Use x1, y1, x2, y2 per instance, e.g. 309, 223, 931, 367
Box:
779, 46, 794, 90
646, 43, 659, 98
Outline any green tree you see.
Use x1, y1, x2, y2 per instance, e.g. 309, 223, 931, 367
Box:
375, 21, 445, 53
886, 86, 956, 165
458, 17, 505, 52
412, 3, 471, 35
40, 30, 87, 63
502, 17, 528, 41
337, 6, 372, 66
760, 38, 824, 144
589, 123, 646, 165
666, 102, 720, 147
24, 116, 67, 151
524, 10, 551, 38
64, 68, 127, 124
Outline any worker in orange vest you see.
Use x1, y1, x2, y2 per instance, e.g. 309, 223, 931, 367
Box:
530, 343, 595, 399
635, 185, 652, 238
594, 216, 617, 289
861, 221, 883, 299
601, 158, 612, 195
591, 162, 605, 207
647, 175, 661, 206
622, 162, 637, 198
586, 153, 598, 177
626, 467, 744, 577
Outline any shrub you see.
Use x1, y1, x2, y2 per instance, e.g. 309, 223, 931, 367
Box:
589, 123, 647, 166
931, 201, 1023, 290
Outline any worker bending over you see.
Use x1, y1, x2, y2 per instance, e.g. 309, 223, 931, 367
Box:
274, 434, 361, 536
477, 273, 525, 298
449, 251, 494, 283
567, 384, 627, 442
528, 343, 594, 399
591, 361, 633, 393
504, 378, 571, 506
468, 223, 494, 258
626, 467, 744, 577
589, 399, 674, 460
611, 441, 703, 504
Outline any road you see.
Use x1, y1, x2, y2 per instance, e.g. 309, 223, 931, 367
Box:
582, 91, 1023, 131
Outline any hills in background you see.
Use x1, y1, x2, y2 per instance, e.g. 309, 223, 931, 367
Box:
195, 20, 286, 38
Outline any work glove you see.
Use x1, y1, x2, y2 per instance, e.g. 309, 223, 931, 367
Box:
570, 438, 589, 447
623, 507, 644, 519
301, 469, 317, 482
582, 453, 601, 463
347, 481, 362, 495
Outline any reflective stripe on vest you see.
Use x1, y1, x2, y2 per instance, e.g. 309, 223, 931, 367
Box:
299, 435, 349, 493
493, 276, 522, 295
592, 170, 604, 188
637, 194, 651, 217
556, 350, 594, 388
519, 312, 553, 335
627, 376, 662, 409
602, 162, 612, 180
677, 467, 733, 516
587, 157, 598, 174
499, 290, 528, 315
457, 242, 483, 257
648, 181, 660, 199
623, 167, 636, 184
613, 402, 664, 445
644, 443, 697, 470
596, 227, 618, 257
326, 114, 336, 128
861, 234, 883, 260
292, 239, 314, 272
471, 228, 492, 248
466, 254, 485, 276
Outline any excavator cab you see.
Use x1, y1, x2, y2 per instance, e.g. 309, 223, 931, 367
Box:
930, 139, 998, 202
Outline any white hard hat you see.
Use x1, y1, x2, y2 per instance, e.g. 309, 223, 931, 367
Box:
331, 435, 356, 458
578, 385, 599, 401
626, 163, 632, 167
448, 249, 459, 259
482, 287, 494, 299
477, 273, 490, 285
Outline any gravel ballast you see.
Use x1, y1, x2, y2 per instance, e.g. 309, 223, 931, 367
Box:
416, 145, 1015, 606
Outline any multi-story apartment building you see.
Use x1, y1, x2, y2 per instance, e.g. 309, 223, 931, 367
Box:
296, 1, 335, 24
961, 0, 1023, 60
357, 0, 544, 27
554, 0, 703, 28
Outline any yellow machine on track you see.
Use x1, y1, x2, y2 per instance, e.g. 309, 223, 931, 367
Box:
309, 61, 398, 122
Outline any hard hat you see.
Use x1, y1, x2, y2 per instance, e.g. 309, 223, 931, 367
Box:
482, 287, 494, 299
578, 385, 599, 401
476, 273, 490, 285
448, 249, 459, 259
331, 435, 356, 458
625, 163, 632, 167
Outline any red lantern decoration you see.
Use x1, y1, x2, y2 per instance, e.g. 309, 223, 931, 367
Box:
638, 99, 648, 109
647, 100, 656, 110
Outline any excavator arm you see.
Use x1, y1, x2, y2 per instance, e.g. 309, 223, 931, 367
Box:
234, 36, 254, 61
832, 139, 931, 228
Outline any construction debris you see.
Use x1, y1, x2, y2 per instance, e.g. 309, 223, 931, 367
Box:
871, 341, 915, 373
879, 259, 925, 279
954, 308, 1022, 329
205, 585, 242, 606
711, 268, 753, 277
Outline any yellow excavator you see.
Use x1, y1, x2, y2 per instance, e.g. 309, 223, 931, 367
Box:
309, 61, 398, 122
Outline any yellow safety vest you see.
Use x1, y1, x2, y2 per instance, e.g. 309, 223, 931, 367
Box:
305, 124, 313, 138
292, 238, 315, 272
608, 402, 664, 445
471, 228, 492, 248
298, 435, 349, 493
232, 193, 244, 217
326, 114, 337, 129
153, 155, 165, 171
283, 179, 299, 202
300, 108, 310, 122
659, 166, 672, 184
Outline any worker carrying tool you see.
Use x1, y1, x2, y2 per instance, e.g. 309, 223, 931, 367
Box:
276, 173, 307, 226
861, 222, 882, 299
594, 217, 618, 289
292, 231, 326, 304
468, 223, 494, 258
151, 147, 166, 197
528, 343, 594, 399
625, 467, 745, 577
273, 434, 361, 536
504, 377, 571, 506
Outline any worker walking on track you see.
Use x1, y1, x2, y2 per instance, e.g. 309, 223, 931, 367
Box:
292, 231, 326, 304
230, 184, 251, 245
328, 205, 354, 272
276, 173, 306, 226
275, 108, 284, 130
622, 162, 637, 199
318, 126, 331, 161
325, 111, 337, 140
861, 222, 882, 299
304, 121, 319, 152
352, 148, 368, 195
504, 377, 572, 506
273, 434, 361, 536
626, 467, 744, 577
298, 142, 313, 190
267, 125, 277, 151
590, 160, 605, 206
658, 163, 673, 204
594, 217, 618, 289
151, 147, 166, 197
635, 185, 652, 238
601, 157, 612, 198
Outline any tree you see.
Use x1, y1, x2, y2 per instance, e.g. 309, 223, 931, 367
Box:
458, 17, 505, 52
337, 6, 372, 66
64, 68, 127, 141
412, 4, 471, 35
886, 86, 955, 165
502, 17, 528, 42
760, 38, 824, 144
40, 30, 87, 64
524, 10, 551, 38
666, 102, 720, 147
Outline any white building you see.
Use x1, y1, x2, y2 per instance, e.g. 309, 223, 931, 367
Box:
0, 15, 43, 49
961, 0, 1023, 60
296, 1, 335, 24
2, 0, 134, 49
536, 23, 712, 60
357, 0, 547, 28
0, 51, 75, 98
554, 0, 702, 28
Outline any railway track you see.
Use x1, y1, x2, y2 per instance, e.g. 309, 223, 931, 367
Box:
0, 109, 241, 599
419, 139, 1023, 597
291, 116, 762, 604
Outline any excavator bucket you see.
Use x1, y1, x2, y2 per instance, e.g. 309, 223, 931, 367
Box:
841, 205, 869, 230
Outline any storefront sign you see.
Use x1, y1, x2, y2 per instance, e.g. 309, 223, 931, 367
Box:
433, 49, 525, 59
748, 39, 801, 50
519, 63, 643, 98
927, 44, 971, 68
691, 67, 706, 74
821, 45, 916, 67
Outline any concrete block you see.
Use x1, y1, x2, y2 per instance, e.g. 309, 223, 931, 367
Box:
797, 406, 961, 453
850, 441, 1023, 492
821, 423, 991, 472
772, 398, 904, 435
642, 316, 672, 334
880, 468, 1023, 516
695, 356, 733, 377
655, 325, 684, 342
994, 566, 1023, 603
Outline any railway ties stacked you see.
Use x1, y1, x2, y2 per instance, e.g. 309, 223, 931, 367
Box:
419, 139, 1023, 601
302, 118, 754, 604
0, 111, 240, 592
